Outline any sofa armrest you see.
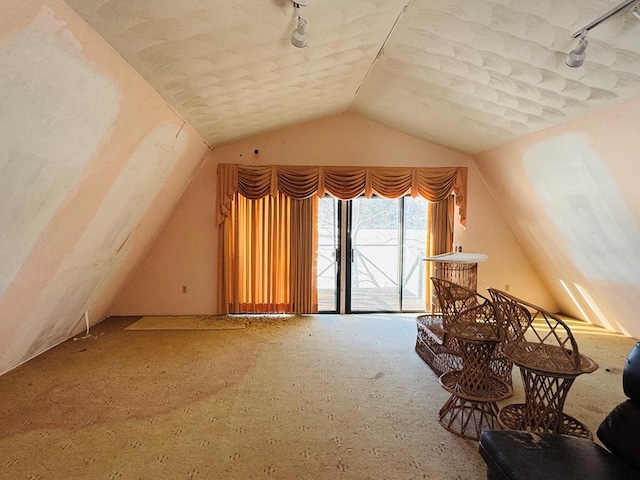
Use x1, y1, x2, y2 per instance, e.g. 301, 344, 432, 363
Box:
597, 399, 640, 472
479, 430, 640, 480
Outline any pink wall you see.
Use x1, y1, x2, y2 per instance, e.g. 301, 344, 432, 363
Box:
112, 113, 551, 315
112, 160, 218, 315
0, 0, 210, 375
475, 98, 640, 338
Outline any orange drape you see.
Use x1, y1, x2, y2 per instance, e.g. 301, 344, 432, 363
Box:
217, 164, 467, 225
217, 164, 466, 314
220, 192, 317, 314
425, 196, 455, 311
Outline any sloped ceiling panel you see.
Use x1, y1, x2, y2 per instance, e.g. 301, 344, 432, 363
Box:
352, 0, 640, 152
65, 0, 640, 153
64, 0, 410, 146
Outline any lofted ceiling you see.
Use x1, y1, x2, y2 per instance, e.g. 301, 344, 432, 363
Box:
65, 0, 640, 153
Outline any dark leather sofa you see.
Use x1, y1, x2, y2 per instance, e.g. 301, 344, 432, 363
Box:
478, 342, 640, 480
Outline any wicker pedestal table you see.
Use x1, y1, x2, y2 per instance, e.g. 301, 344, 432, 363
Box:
438, 323, 512, 440
424, 252, 488, 312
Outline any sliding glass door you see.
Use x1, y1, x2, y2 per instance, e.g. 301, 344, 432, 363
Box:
316, 195, 428, 313
317, 196, 339, 311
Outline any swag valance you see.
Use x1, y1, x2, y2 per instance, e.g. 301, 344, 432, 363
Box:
217, 163, 467, 226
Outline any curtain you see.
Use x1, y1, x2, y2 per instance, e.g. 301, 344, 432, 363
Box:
217, 164, 467, 225
219, 192, 317, 314
217, 164, 466, 315
290, 196, 318, 313
425, 196, 455, 311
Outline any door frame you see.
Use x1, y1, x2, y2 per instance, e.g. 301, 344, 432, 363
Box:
318, 196, 427, 314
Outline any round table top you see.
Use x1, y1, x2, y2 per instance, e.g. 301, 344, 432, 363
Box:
423, 252, 488, 263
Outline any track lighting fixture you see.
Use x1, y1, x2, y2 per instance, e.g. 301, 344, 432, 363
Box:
566, 0, 638, 68
566, 31, 588, 68
291, 0, 309, 48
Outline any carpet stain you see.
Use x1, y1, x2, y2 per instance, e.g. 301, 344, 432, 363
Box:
0, 318, 259, 438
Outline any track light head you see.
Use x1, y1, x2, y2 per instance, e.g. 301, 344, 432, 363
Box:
291, 16, 308, 48
566, 34, 588, 68
291, 0, 309, 48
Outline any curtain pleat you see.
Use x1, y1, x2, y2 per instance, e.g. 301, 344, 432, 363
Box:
322, 167, 369, 199
224, 192, 300, 314
370, 168, 413, 198
290, 197, 318, 313
416, 168, 458, 202
216, 164, 238, 225
278, 167, 319, 199
237, 165, 272, 199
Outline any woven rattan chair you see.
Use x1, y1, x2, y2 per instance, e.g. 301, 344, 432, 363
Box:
415, 278, 513, 387
488, 288, 599, 439
437, 298, 513, 439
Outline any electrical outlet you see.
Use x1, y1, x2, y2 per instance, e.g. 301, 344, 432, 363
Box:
505, 283, 510, 292
181, 285, 187, 293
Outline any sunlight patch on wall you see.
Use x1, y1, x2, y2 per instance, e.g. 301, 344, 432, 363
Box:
5, 125, 188, 368
559, 279, 592, 324
523, 134, 640, 286
0, 6, 120, 297
574, 283, 629, 336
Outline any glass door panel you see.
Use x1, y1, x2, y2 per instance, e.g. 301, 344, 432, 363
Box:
349, 197, 400, 311
401, 196, 428, 311
317, 196, 339, 312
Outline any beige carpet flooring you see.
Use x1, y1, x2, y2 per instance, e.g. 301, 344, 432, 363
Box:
124, 315, 249, 331
0, 314, 637, 480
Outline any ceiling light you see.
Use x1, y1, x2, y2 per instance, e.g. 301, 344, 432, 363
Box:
566, 32, 588, 68
291, 0, 309, 48
566, 0, 637, 68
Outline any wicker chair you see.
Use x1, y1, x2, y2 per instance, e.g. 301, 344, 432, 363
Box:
415, 278, 513, 388
488, 288, 599, 439
437, 298, 513, 439
415, 313, 462, 378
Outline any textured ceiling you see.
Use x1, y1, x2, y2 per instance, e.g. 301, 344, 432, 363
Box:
65, 0, 640, 153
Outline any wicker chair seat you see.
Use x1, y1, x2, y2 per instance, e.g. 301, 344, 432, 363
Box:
449, 320, 498, 342
415, 314, 462, 378
417, 314, 446, 343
